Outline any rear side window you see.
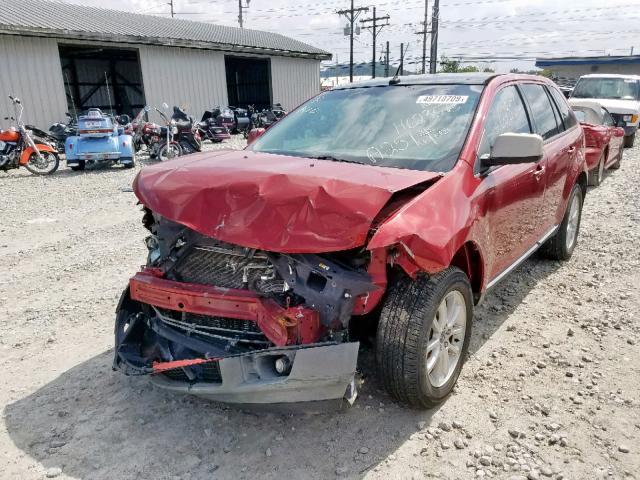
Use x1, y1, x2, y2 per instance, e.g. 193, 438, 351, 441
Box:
548, 86, 578, 130
477, 85, 531, 161
520, 84, 561, 140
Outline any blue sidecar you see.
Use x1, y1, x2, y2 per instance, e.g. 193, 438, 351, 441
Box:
65, 109, 135, 171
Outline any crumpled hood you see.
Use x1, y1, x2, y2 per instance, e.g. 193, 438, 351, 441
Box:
579, 98, 640, 115
133, 150, 441, 253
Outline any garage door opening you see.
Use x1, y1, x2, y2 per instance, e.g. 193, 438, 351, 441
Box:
225, 56, 272, 110
58, 44, 146, 118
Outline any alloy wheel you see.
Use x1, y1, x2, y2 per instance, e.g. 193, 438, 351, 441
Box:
565, 193, 581, 251
426, 290, 467, 388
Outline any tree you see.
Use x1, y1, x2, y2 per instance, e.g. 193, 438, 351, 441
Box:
483, 67, 495, 73
439, 56, 479, 73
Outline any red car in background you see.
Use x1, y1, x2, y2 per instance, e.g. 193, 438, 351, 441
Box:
114, 74, 588, 409
569, 99, 625, 187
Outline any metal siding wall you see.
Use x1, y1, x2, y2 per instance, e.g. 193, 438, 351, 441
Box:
138, 45, 228, 123
271, 57, 321, 111
0, 35, 67, 130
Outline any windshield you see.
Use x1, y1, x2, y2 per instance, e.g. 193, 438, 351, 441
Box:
572, 78, 640, 100
250, 84, 483, 172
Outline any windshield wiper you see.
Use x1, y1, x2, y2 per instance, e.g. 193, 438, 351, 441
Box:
307, 155, 364, 165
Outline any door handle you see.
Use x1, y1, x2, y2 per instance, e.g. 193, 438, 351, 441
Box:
533, 165, 545, 179
567, 146, 576, 153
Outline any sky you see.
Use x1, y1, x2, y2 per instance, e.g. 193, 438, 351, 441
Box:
61, 0, 640, 73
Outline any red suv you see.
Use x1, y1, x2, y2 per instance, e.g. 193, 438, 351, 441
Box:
114, 73, 587, 409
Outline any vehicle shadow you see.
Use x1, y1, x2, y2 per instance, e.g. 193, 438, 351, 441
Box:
3, 256, 562, 480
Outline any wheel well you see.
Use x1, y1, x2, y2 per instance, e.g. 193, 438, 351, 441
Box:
450, 242, 483, 303
576, 170, 588, 198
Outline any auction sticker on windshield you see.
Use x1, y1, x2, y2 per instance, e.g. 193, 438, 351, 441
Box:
416, 95, 469, 104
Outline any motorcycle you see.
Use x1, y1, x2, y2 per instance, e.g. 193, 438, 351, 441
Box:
198, 109, 231, 143
228, 106, 251, 134
0, 96, 60, 175
171, 106, 202, 154
271, 103, 287, 120
149, 104, 182, 162
48, 112, 77, 152
211, 106, 235, 132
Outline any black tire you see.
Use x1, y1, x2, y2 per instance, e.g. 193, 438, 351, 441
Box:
623, 132, 635, 148
541, 183, 583, 261
376, 268, 473, 409
609, 147, 623, 170
588, 152, 605, 187
70, 160, 86, 171
24, 151, 59, 175
158, 143, 182, 162
121, 156, 135, 169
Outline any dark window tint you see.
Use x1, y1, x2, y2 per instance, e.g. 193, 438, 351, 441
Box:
602, 109, 615, 127
548, 86, 578, 129
520, 84, 561, 140
477, 86, 531, 160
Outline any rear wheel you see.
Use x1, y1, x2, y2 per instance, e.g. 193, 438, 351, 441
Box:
376, 268, 473, 408
25, 151, 59, 175
541, 183, 583, 261
623, 132, 635, 148
121, 155, 135, 169
69, 160, 86, 171
588, 152, 605, 187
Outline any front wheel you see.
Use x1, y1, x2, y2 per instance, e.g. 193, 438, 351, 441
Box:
541, 183, 583, 261
623, 132, 635, 148
24, 151, 59, 175
376, 268, 473, 408
158, 142, 182, 162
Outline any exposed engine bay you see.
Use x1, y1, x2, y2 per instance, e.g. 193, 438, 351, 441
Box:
113, 208, 381, 397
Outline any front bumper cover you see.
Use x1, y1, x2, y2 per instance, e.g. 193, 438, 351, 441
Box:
150, 342, 359, 405
114, 276, 360, 406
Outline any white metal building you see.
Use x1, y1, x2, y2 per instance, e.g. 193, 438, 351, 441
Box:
0, 0, 330, 129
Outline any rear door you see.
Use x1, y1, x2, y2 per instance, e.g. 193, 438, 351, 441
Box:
520, 83, 581, 232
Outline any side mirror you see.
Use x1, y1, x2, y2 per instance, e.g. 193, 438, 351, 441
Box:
613, 127, 625, 138
481, 133, 544, 168
65, 112, 72, 118
247, 127, 266, 145
144, 105, 151, 112
162, 102, 169, 110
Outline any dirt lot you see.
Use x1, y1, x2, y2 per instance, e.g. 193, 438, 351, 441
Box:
1, 138, 639, 480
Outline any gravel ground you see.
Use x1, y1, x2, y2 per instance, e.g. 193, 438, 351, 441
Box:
1, 137, 638, 480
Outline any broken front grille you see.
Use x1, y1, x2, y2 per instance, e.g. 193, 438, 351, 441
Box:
156, 308, 271, 349
171, 245, 285, 294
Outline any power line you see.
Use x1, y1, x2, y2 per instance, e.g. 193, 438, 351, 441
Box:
361, 7, 390, 78
337, 1, 369, 82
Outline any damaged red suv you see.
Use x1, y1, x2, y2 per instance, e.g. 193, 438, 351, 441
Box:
114, 73, 587, 409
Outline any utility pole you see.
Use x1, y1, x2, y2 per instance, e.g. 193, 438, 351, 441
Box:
385, 41, 390, 77
429, 0, 439, 74
167, 0, 174, 18
400, 43, 404, 75
415, 0, 429, 74
361, 7, 390, 79
337, 1, 369, 82
238, 0, 250, 28
631, 46, 635, 56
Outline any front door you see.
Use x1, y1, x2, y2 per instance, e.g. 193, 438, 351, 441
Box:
474, 84, 548, 280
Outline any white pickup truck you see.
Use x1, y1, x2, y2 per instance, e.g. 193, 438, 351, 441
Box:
570, 74, 640, 147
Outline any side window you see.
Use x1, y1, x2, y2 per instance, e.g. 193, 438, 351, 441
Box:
548, 86, 578, 129
545, 88, 565, 133
602, 109, 615, 127
477, 86, 531, 164
520, 84, 561, 140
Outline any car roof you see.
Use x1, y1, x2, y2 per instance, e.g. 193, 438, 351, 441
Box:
579, 74, 640, 80
332, 73, 552, 90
